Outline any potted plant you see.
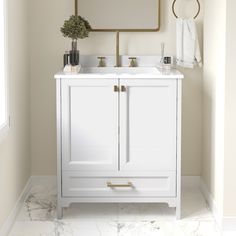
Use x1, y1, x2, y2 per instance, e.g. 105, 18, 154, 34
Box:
61, 15, 91, 66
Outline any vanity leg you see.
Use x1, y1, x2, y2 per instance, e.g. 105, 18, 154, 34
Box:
57, 206, 63, 219
176, 205, 181, 220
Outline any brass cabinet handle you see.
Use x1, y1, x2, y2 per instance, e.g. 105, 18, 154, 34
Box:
107, 181, 133, 188
121, 85, 126, 92
114, 85, 119, 92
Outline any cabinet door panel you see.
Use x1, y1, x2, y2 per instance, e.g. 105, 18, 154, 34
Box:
120, 79, 177, 172
61, 79, 119, 171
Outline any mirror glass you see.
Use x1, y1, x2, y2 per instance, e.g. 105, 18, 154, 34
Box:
78, 0, 160, 31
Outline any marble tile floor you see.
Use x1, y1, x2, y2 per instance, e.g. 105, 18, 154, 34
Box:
8, 182, 233, 236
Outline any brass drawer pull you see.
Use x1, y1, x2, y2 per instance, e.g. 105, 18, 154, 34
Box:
121, 85, 126, 92
114, 85, 119, 92
107, 181, 133, 188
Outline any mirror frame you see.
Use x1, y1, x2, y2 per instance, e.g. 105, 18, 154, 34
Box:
75, 0, 161, 32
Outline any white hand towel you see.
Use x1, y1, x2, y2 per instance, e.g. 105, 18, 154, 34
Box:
176, 18, 202, 68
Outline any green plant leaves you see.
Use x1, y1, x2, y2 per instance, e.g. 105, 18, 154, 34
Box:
60, 15, 92, 40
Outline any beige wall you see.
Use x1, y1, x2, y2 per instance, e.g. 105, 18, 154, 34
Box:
30, 0, 203, 176
203, 0, 236, 218
202, 0, 226, 216
223, 0, 236, 217
0, 0, 30, 228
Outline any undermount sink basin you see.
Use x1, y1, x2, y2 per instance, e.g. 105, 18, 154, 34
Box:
80, 67, 161, 75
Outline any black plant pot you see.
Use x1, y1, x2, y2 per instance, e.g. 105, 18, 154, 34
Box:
70, 40, 79, 66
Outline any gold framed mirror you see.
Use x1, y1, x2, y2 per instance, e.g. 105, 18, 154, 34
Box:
76, 0, 160, 32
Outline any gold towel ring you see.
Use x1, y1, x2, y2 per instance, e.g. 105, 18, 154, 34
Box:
172, 0, 200, 19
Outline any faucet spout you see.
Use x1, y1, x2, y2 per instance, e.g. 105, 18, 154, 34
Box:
116, 31, 120, 67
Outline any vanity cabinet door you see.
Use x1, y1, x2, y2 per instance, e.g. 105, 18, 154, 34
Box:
61, 79, 119, 171
119, 79, 177, 172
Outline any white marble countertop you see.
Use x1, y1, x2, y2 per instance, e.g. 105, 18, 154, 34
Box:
54, 67, 184, 80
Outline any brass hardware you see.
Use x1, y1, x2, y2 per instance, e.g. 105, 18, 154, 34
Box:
129, 57, 137, 67
107, 181, 133, 188
172, 0, 200, 19
114, 85, 119, 92
115, 31, 120, 67
121, 85, 126, 92
97, 57, 106, 67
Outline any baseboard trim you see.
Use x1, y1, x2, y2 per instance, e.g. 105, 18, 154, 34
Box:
199, 177, 222, 228
0, 178, 32, 236
200, 177, 236, 232
31, 175, 200, 188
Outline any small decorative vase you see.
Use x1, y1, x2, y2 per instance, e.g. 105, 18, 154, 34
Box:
70, 39, 79, 66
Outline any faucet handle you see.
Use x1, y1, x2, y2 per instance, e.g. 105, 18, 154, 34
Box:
97, 57, 106, 67
129, 57, 137, 67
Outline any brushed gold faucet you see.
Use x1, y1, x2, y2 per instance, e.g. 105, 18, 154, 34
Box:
115, 31, 120, 67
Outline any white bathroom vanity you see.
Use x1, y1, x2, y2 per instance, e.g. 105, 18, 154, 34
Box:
54, 62, 183, 219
